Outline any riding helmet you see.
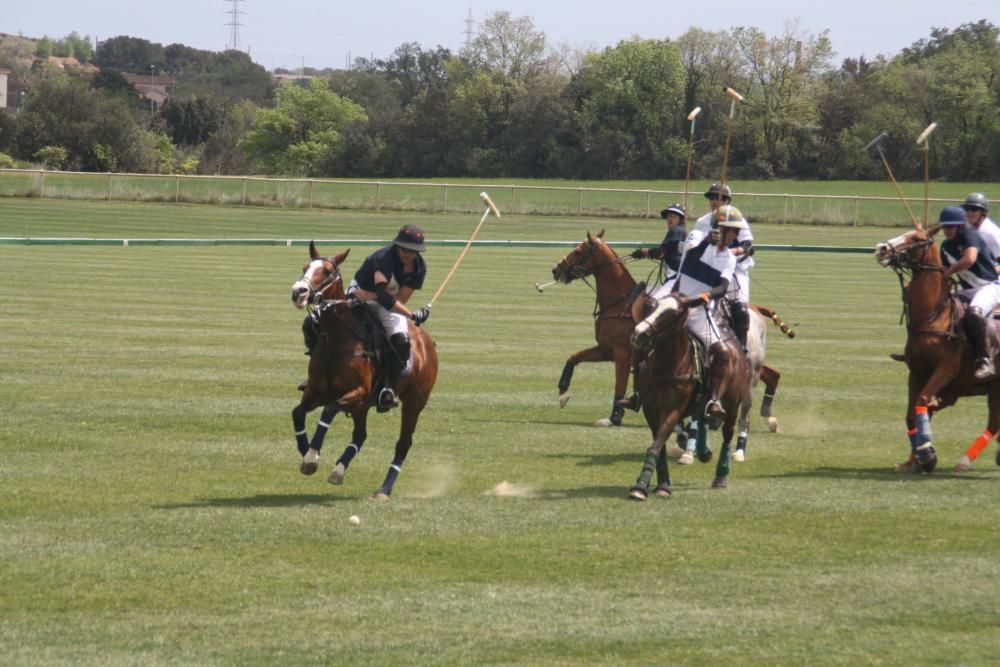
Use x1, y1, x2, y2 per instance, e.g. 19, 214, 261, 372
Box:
963, 193, 989, 212
704, 183, 732, 202
393, 224, 427, 252
714, 205, 748, 230
659, 203, 686, 220
939, 206, 968, 226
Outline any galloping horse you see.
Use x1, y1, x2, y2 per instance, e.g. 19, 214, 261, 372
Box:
290, 241, 439, 499
875, 226, 1000, 472
627, 295, 750, 499
550, 230, 790, 440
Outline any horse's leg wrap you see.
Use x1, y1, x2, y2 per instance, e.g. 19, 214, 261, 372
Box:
633, 451, 658, 492
378, 462, 402, 496
336, 442, 361, 469
695, 420, 712, 462
685, 420, 698, 452
907, 427, 919, 452
610, 395, 625, 426
558, 361, 575, 393
293, 405, 310, 456
965, 429, 994, 461
914, 406, 932, 446
309, 405, 338, 452
760, 390, 775, 418
713, 438, 732, 487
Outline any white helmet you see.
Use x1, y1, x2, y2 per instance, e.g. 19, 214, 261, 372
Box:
713, 205, 748, 231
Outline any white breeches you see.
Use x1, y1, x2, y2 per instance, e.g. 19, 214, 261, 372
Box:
728, 268, 750, 304
687, 303, 723, 348
348, 280, 410, 336
962, 282, 1000, 314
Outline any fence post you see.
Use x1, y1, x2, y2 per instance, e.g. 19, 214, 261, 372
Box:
443, 184, 448, 212
783, 194, 788, 224
107, 172, 112, 201
646, 191, 651, 218
578, 188, 583, 216
376, 182, 382, 210
241, 178, 247, 206
175, 175, 180, 203
511, 186, 515, 215
854, 196, 859, 227
308, 179, 314, 208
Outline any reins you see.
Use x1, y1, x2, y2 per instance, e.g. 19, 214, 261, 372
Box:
886, 240, 958, 339
556, 242, 637, 320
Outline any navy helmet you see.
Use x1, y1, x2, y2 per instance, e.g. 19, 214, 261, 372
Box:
393, 224, 427, 252
939, 206, 967, 226
659, 203, 686, 220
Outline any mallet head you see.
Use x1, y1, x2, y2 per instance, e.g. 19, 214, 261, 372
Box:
687, 107, 702, 121
916, 122, 938, 145
723, 86, 744, 102
864, 132, 889, 152
480, 191, 501, 218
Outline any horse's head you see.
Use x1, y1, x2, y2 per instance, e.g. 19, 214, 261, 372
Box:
630, 295, 688, 350
874, 225, 941, 271
551, 229, 615, 283
291, 241, 350, 309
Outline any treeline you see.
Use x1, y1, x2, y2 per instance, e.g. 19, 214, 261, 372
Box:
0, 15, 997, 181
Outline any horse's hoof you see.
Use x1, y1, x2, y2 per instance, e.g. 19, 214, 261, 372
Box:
766, 417, 778, 432
628, 487, 648, 501
667, 446, 686, 460
372, 491, 390, 502
916, 445, 937, 473
711, 476, 728, 489
594, 418, 614, 427
558, 393, 570, 408
955, 455, 972, 473
894, 459, 919, 473
300, 449, 320, 475
697, 448, 714, 464
328, 463, 346, 485
733, 449, 745, 463
653, 485, 672, 498
678, 451, 695, 465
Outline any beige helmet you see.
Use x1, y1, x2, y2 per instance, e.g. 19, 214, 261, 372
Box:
713, 205, 748, 231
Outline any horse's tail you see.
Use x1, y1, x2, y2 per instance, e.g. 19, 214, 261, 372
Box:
751, 304, 795, 339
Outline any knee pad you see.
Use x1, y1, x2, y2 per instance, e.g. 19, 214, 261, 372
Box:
389, 332, 411, 358
731, 301, 749, 331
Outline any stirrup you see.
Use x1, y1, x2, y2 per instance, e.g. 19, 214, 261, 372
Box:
704, 399, 725, 420
377, 387, 398, 413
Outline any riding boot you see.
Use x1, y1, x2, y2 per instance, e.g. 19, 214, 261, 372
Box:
302, 316, 318, 356
704, 342, 730, 426
730, 300, 749, 353
617, 349, 647, 412
964, 307, 995, 380
378, 332, 410, 412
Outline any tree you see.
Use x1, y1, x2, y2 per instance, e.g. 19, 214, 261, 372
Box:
15, 75, 158, 172
238, 79, 369, 176
199, 101, 258, 175
572, 38, 688, 179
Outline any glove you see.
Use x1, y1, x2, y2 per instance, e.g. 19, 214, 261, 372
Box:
630, 249, 645, 259
410, 307, 430, 325
685, 292, 710, 308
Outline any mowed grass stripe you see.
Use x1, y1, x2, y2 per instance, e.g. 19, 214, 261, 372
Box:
1, 203, 999, 665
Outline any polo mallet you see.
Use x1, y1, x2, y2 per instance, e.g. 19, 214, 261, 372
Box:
718, 87, 744, 191
535, 280, 558, 293
865, 131, 921, 230
683, 106, 702, 211
916, 122, 938, 228
426, 192, 501, 309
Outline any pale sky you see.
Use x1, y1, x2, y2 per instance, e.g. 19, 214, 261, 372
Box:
5, 1, 999, 71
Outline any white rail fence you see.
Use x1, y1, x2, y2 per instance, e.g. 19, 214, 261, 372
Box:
0, 168, 964, 226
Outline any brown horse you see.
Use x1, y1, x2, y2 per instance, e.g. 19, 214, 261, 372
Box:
550, 230, 791, 442
627, 295, 751, 498
290, 241, 439, 499
875, 226, 1000, 472
551, 230, 637, 426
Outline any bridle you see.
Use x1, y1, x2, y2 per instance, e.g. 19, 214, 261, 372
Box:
880, 235, 956, 337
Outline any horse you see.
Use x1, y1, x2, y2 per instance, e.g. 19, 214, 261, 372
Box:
875, 225, 1000, 472
626, 295, 751, 499
550, 230, 791, 443
290, 241, 439, 499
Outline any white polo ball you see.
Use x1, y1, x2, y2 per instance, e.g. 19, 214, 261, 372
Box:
348, 515, 361, 526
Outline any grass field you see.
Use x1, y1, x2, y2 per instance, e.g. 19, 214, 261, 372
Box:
2, 200, 1000, 665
